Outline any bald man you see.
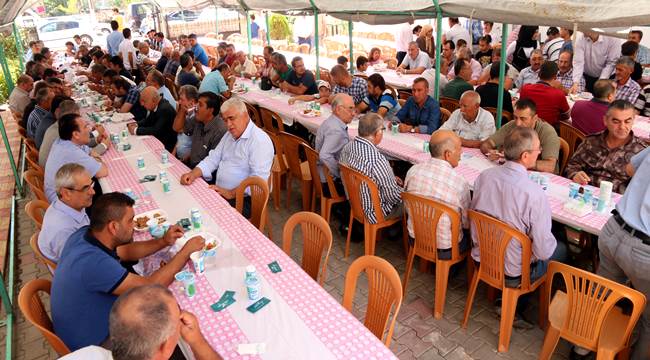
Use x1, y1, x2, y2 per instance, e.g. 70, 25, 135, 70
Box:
127, 86, 177, 151
439, 90, 496, 148
404, 129, 471, 259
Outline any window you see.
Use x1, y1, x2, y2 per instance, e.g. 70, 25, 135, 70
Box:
39, 22, 58, 33
58, 21, 79, 30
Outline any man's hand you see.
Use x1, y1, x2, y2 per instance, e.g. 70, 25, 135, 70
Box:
486, 149, 504, 162
396, 67, 405, 74
95, 124, 107, 137
127, 122, 138, 135
208, 185, 235, 200
288, 97, 297, 105
398, 123, 413, 133
162, 224, 184, 246
180, 311, 205, 346
180, 172, 197, 185
394, 176, 404, 187
569, 83, 579, 94
279, 81, 288, 92
182, 235, 206, 254
572, 171, 591, 185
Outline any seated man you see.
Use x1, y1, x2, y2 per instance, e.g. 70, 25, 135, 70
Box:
441, 59, 473, 100
135, 42, 156, 74
339, 113, 403, 224
199, 64, 232, 99
554, 50, 585, 95
358, 73, 401, 121
155, 46, 170, 73
572, 79, 615, 135
475, 61, 514, 113
440, 90, 496, 148
404, 130, 471, 258
8, 74, 33, 119
514, 49, 543, 89
614, 56, 642, 104
183, 92, 227, 168
44, 114, 109, 202
39, 164, 93, 264
329, 64, 368, 105
177, 53, 201, 88
396, 41, 431, 75
146, 70, 177, 109
280, 56, 318, 95
396, 77, 441, 134
60, 284, 223, 360
566, 100, 646, 193
189, 34, 209, 66
51, 192, 205, 351
447, 47, 482, 85
172, 85, 198, 162
356, 56, 369, 73
478, 44, 519, 90
108, 55, 134, 81
288, 80, 331, 105
519, 60, 570, 126
180, 98, 274, 217
127, 87, 177, 152
472, 126, 565, 287
26, 86, 54, 139
315, 94, 353, 187
111, 77, 146, 121
480, 99, 560, 174
232, 51, 257, 77
270, 52, 293, 87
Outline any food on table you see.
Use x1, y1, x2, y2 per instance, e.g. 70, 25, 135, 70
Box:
135, 216, 150, 229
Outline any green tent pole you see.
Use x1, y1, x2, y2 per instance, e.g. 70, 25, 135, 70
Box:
348, 20, 353, 73
309, 1, 320, 80
0, 115, 22, 195
215, 6, 219, 35
0, 45, 14, 95
432, 0, 442, 101
12, 23, 24, 72
246, 11, 252, 58
496, 24, 509, 129
265, 12, 271, 45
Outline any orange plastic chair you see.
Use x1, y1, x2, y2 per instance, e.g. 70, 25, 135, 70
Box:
259, 107, 285, 134
25, 200, 49, 229
24, 169, 48, 204
29, 231, 57, 273
342, 255, 403, 347
558, 121, 586, 156
302, 144, 346, 223
25, 150, 44, 174
440, 108, 451, 125
264, 129, 288, 210
439, 96, 460, 113
539, 261, 647, 360
282, 211, 332, 284
462, 210, 548, 352
278, 132, 312, 211
18, 279, 70, 356
484, 107, 513, 125
558, 138, 570, 176
339, 164, 406, 258
235, 176, 272, 240
402, 192, 470, 319
245, 102, 263, 128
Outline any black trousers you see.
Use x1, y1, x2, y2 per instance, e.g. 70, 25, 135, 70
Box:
583, 74, 599, 93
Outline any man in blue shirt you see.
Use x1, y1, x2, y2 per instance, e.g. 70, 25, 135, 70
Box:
396, 77, 441, 134
199, 63, 232, 98
44, 114, 109, 202
250, 14, 260, 39
51, 192, 205, 351
188, 33, 209, 66
358, 73, 401, 122
146, 70, 177, 109
106, 21, 124, 57
279, 56, 318, 95
27, 86, 54, 139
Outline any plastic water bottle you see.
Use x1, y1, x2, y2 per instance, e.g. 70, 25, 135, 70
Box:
245, 265, 261, 301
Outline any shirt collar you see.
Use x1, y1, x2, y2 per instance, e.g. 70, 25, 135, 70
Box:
53, 198, 88, 224
329, 114, 348, 130
83, 227, 120, 260
355, 136, 376, 148
590, 98, 609, 105
237, 119, 256, 140
428, 157, 453, 169
619, 77, 634, 88
558, 68, 573, 76
16, 87, 28, 96
504, 161, 528, 174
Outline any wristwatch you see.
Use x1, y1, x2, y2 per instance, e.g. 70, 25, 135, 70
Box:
410, 127, 415, 133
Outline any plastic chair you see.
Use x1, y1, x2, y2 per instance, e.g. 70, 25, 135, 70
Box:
24, 169, 48, 204
558, 121, 586, 156
398, 90, 412, 101
298, 44, 310, 54
302, 144, 346, 223
439, 96, 460, 113
462, 210, 548, 352
484, 107, 513, 125
558, 138, 570, 176
282, 211, 332, 284
539, 261, 647, 360
265, 129, 288, 210
18, 279, 70, 356
339, 163, 406, 257
25, 149, 43, 174
25, 200, 49, 229
245, 101, 263, 128
342, 255, 403, 347
29, 231, 57, 273
259, 107, 285, 134
440, 108, 451, 125
235, 176, 272, 240
164, 76, 179, 100
401, 193, 471, 319
278, 132, 312, 211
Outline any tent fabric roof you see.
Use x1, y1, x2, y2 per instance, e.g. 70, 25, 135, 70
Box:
2, 0, 649, 30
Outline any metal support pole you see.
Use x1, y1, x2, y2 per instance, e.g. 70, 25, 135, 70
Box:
246, 11, 252, 58
265, 11, 271, 45
309, 1, 320, 79
12, 23, 24, 73
215, 5, 219, 35
0, 116, 22, 195
348, 20, 353, 73
0, 196, 17, 359
432, 0, 442, 100
0, 45, 14, 94
496, 24, 509, 129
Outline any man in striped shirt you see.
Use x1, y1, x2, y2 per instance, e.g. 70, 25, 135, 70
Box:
339, 113, 403, 224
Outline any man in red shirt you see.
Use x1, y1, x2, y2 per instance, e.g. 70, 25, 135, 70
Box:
519, 61, 570, 127
570, 79, 615, 135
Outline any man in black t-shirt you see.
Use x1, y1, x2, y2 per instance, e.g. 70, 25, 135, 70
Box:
279, 56, 318, 95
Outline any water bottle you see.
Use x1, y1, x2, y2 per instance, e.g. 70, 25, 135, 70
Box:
245, 265, 261, 301
190, 208, 202, 230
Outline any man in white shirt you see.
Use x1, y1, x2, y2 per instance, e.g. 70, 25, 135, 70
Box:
572, 32, 621, 93
118, 28, 136, 72
397, 42, 431, 75
232, 51, 258, 77
542, 27, 564, 61
445, 17, 471, 48
440, 90, 496, 148
396, 20, 415, 65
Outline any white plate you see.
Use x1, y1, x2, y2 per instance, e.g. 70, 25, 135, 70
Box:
175, 231, 223, 251
134, 209, 168, 232
296, 109, 321, 118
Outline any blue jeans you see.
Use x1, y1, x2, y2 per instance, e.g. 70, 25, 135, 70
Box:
176, 133, 192, 160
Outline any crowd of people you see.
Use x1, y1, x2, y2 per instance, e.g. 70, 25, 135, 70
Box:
6, 18, 650, 360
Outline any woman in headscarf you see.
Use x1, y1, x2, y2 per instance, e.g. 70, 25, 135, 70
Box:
506, 25, 539, 71
368, 47, 383, 66
416, 24, 436, 60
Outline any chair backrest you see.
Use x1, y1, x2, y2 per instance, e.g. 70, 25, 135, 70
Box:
278, 132, 308, 178
259, 107, 285, 133
440, 108, 451, 125
24, 169, 48, 204
302, 144, 343, 200
29, 231, 57, 272
484, 107, 513, 126
398, 90, 412, 101
402, 192, 462, 261
385, 85, 398, 99
545, 261, 647, 350
164, 76, 179, 100
439, 96, 460, 113
282, 211, 333, 284
264, 129, 287, 173
558, 121, 586, 156
558, 138, 570, 176
298, 43, 310, 54
25, 200, 49, 229
235, 176, 269, 231
245, 102, 263, 128
339, 163, 386, 224
18, 279, 70, 355
318, 68, 331, 84
342, 255, 403, 346
25, 150, 43, 174
468, 209, 535, 290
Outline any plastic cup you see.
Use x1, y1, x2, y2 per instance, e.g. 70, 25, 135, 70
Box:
182, 272, 196, 297
190, 251, 205, 275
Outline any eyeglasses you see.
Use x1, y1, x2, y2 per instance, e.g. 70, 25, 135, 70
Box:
65, 181, 95, 192
526, 147, 543, 154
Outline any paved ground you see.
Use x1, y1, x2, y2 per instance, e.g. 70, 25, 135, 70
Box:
0, 184, 578, 359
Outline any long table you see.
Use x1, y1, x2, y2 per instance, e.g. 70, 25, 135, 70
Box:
91, 115, 397, 359
234, 78, 620, 236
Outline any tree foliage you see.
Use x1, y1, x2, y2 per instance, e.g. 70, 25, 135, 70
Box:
269, 14, 292, 41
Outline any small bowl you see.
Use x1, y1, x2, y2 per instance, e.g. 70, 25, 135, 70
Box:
147, 219, 169, 238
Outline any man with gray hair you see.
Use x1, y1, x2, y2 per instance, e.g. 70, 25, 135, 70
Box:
270, 52, 292, 87
404, 130, 471, 260
127, 86, 177, 152
180, 98, 273, 216
26, 85, 54, 139
61, 285, 222, 359
440, 90, 495, 148
315, 93, 353, 186
515, 49, 543, 88
8, 74, 33, 119
146, 69, 177, 108
614, 56, 642, 103
232, 50, 257, 77
339, 113, 403, 224
396, 41, 431, 75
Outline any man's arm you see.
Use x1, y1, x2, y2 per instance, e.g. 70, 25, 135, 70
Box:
479, 138, 496, 154
460, 138, 482, 148
535, 158, 557, 173
173, 105, 189, 132
136, 108, 175, 136
283, 82, 307, 95
601, 39, 621, 79
319, 129, 347, 178
180, 311, 223, 360
95, 163, 109, 178
529, 196, 557, 261
116, 226, 184, 261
